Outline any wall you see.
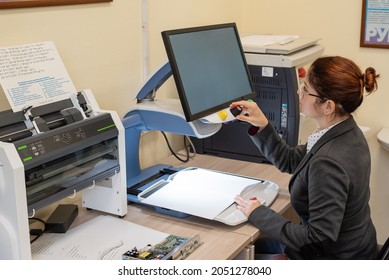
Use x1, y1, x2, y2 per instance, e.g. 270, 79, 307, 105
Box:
241, 0, 389, 244
1, 1, 140, 115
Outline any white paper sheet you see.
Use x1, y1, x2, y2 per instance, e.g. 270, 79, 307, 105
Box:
31, 215, 169, 260
0, 41, 77, 112
140, 168, 259, 220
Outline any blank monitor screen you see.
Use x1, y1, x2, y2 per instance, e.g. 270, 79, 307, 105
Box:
162, 23, 255, 122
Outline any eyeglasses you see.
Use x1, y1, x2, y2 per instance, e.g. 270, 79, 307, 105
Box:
298, 84, 327, 101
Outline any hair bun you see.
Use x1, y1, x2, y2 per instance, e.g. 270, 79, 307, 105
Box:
364, 67, 379, 94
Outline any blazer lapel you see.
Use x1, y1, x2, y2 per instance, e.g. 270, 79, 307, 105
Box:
288, 116, 357, 191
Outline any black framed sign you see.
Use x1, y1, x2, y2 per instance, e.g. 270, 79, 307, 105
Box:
0, 0, 112, 9
360, 0, 389, 48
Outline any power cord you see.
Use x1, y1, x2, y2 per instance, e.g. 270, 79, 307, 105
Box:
175, 134, 196, 161
29, 217, 46, 244
160, 132, 196, 163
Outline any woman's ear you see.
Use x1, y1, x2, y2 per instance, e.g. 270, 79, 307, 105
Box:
323, 100, 336, 115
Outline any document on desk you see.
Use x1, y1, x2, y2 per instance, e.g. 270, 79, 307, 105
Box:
31, 215, 169, 260
140, 168, 259, 220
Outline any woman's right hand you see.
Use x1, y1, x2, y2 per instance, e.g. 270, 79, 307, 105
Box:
230, 100, 269, 129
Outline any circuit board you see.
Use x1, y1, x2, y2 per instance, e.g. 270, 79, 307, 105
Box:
122, 234, 202, 260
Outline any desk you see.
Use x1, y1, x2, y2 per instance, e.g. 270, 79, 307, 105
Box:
37, 153, 293, 260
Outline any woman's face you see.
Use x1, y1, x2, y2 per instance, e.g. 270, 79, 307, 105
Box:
297, 80, 325, 118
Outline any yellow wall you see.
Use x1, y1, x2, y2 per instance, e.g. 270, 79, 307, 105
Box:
1, 0, 388, 243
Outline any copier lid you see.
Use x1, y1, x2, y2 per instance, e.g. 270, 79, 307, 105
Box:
241, 35, 320, 55
241, 35, 324, 68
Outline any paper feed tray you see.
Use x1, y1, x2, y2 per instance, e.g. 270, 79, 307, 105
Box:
137, 167, 279, 226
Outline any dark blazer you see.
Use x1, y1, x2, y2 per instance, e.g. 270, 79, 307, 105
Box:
247, 116, 378, 259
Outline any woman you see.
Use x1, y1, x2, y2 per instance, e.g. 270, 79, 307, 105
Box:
232, 56, 379, 259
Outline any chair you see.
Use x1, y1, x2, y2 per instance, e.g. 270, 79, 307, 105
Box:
377, 236, 389, 260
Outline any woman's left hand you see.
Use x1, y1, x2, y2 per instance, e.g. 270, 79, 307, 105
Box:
234, 195, 262, 217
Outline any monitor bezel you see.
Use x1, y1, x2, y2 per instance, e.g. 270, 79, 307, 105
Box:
161, 22, 255, 122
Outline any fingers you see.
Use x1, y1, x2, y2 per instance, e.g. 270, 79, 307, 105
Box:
236, 204, 245, 213
230, 101, 269, 133
234, 195, 251, 206
231, 100, 256, 111
235, 113, 252, 122
234, 195, 261, 217
234, 195, 244, 206
230, 102, 255, 122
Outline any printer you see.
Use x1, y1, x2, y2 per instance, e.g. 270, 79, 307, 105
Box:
0, 89, 127, 259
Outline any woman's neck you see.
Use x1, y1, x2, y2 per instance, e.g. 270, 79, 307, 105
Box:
317, 114, 350, 130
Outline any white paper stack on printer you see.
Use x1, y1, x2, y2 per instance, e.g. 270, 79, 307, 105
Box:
138, 167, 279, 226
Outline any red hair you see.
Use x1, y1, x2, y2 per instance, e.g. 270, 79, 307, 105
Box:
307, 56, 379, 115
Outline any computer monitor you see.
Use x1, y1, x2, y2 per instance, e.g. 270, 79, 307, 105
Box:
161, 23, 255, 122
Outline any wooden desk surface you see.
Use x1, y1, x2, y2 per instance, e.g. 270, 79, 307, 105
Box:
38, 152, 292, 260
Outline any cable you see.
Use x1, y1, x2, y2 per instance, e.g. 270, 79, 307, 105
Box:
160, 132, 196, 162
29, 217, 46, 243
180, 134, 196, 158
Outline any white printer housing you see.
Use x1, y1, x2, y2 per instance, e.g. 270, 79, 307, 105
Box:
0, 89, 127, 259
